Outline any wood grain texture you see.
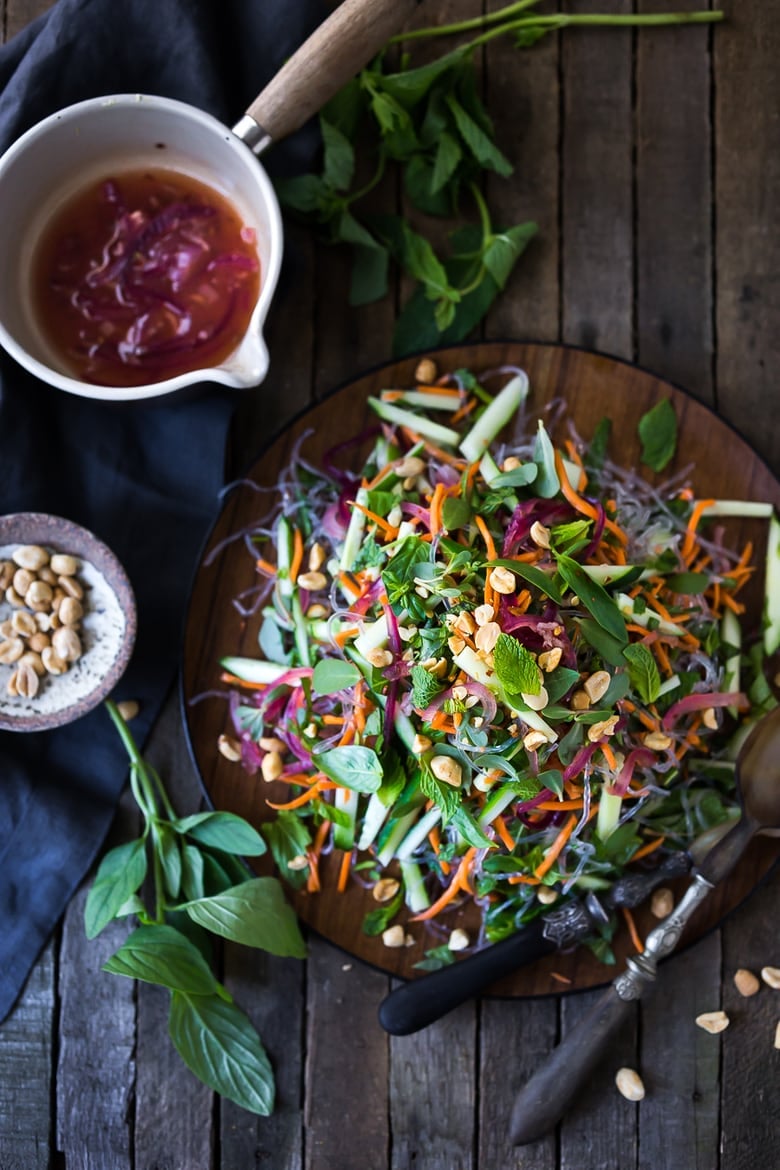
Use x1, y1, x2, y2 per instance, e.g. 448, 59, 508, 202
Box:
182, 341, 779, 993
484, 4, 560, 344
134, 689, 215, 1170
389, 993, 477, 1170
558, 992, 638, 1169
304, 937, 390, 1170
720, 867, 780, 1170
56, 885, 135, 1170
561, 0, 633, 359
0, 938, 54, 1170
714, 0, 780, 474
477, 998, 558, 1170
638, 929, 722, 1170
636, 2, 714, 404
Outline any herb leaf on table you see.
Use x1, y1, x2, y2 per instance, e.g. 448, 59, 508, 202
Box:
84, 701, 306, 1116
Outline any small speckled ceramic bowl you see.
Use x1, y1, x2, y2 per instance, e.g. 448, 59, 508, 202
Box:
0, 513, 136, 732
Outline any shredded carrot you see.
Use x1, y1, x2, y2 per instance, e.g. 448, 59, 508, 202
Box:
267, 783, 325, 812
414, 383, 462, 398
338, 571, 362, 598
721, 591, 746, 615
564, 438, 587, 490
507, 873, 542, 886
681, 498, 717, 562
554, 449, 599, 520
400, 427, 465, 468
336, 849, 353, 893
622, 906, 644, 953
219, 670, 268, 690
601, 742, 618, 771
428, 824, 451, 876
348, 500, 399, 538
362, 462, 396, 491
631, 835, 665, 862
550, 971, 573, 985
537, 799, 585, 811
333, 625, 360, 648
494, 814, 517, 851
534, 813, 578, 879
429, 481, 447, 536
321, 714, 346, 725
475, 514, 498, 561
289, 527, 304, 584
410, 848, 477, 921
451, 396, 478, 424
255, 557, 277, 576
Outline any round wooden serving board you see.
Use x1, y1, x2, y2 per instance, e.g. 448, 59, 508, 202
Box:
182, 342, 779, 997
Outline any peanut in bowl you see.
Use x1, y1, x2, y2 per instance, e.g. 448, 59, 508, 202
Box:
0, 513, 136, 732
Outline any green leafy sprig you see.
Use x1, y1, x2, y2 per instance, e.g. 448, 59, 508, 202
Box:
276, 3, 723, 357
85, 701, 306, 1116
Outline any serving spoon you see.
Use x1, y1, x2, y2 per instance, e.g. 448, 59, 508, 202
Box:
509, 704, 780, 1146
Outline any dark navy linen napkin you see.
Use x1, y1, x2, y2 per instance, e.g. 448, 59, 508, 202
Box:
0, 0, 323, 1022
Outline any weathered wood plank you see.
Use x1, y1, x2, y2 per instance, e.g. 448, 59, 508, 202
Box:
561, 0, 634, 360
558, 990, 638, 1170
720, 867, 780, 1170
56, 881, 135, 1170
134, 690, 215, 1170
390, 993, 477, 1170
221, 949, 304, 1170
0, 938, 54, 1170
5, 0, 49, 40
639, 929, 721, 1170
714, 0, 780, 473
485, 7, 560, 344
478, 998, 557, 1170
635, 3, 714, 403
304, 937, 390, 1170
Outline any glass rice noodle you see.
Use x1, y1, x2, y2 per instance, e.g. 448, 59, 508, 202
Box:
218, 364, 776, 959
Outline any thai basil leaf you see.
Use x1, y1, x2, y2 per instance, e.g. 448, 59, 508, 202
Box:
638, 398, 677, 472
182, 878, 306, 958
102, 924, 219, 996
316, 745, 383, 793
175, 811, 266, 857
312, 658, 362, 695
556, 555, 628, 643
84, 838, 148, 939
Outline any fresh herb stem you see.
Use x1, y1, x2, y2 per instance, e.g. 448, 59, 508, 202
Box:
395, 7, 724, 48
390, 0, 543, 42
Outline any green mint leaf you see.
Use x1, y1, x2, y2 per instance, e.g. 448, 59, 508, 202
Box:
321, 118, 355, 191
322, 75, 364, 137
419, 767, 461, 824
664, 571, 710, 594
316, 744, 383, 792
274, 173, 330, 215
414, 944, 457, 972
445, 93, 513, 176
102, 924, 219, 995
481, 222, 537, 289
362, 889, 403, 936
431, 131, 463, 194
411, 664, 444, 710
399, 222, 451, 298
379, 46, 471, 108
84, 838, 148, 939
586, 417, 612, 472
175, 811, 266, 857
450, 805, 494, 850
622, 643, 662, 705
155, 824, 182, 900
262, 813, 312, 890
532, 420, 560, 498
312, 658, 362, 695
181, 843, 205, 903
441, 495, 472, 531
404, 154, 454, 216
490, 464, 538, 488
638, 398, 678, 472
169, 991, 274, 1116
351, 533, 386, 571
493, 633, 541, 696
349, 242, 389, 306
538, 769, 565, 799
556, 555, 628, 644
182, 877, 306, 958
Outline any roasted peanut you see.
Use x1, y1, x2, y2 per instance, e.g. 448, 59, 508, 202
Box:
733, 968, 760, 997
12, 545, 48, 571
695, 1011, 729, 1034
372, 879, 400, 903
448, 928, 470, 951
615, 1068, 645, 1102
51, 626, 82, 663
50, 553, 78, 576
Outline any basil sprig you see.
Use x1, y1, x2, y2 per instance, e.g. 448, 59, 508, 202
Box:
85, 701, 306, 1116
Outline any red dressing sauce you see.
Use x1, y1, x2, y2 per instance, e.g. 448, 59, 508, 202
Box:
32, 169, 261, 387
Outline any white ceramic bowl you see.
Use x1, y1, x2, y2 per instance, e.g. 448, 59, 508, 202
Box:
0, 94, 283, 401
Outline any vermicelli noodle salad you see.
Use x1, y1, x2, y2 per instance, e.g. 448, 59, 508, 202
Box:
218, 360, 779, 964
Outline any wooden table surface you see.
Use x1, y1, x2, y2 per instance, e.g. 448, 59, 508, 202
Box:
1, 2, 778, 1168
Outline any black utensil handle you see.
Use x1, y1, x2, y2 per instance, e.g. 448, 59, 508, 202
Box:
378, 920, 556, 1036
509, 984, 636, 1145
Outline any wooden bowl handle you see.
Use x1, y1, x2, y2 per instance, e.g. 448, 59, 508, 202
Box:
245, 0, 422, 146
